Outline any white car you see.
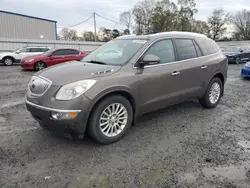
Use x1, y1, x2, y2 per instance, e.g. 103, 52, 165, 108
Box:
0, 46, 51, 66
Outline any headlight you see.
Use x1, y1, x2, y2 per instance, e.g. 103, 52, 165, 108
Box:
26, 59, 34, 62
55, 80, 96, 100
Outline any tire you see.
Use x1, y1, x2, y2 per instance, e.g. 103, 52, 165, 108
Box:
87, 95, 133, 144
199, 77, 223, 108
3, 57, 14, 66
34, 62, 46, 71
235, 57, 240, 64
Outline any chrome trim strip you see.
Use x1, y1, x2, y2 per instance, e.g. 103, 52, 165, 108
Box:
25, 99, 81, 113
133, 36, 221, 69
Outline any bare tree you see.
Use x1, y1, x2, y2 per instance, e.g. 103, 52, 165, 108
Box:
177, 0, 198, 31
120, 11, 132, 33
82, 31, 95, 41
133, 0, 156, 34
191, 20, 210, 35
231, 10, 250, 40
207, 9, 229, 40
59, 28, 78, 41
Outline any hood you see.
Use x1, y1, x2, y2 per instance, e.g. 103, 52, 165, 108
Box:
37, 61, 121, 85
23, 55, 40, 60
0, 52, 14, 57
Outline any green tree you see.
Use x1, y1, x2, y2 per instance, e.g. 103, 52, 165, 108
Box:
151, 0, 178, 33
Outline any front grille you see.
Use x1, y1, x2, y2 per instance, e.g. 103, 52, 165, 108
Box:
28, 76, 52, 96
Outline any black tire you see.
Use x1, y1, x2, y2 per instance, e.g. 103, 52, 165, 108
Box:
34, 61, 46, 71
87, 95, 133, 144
235, 57, 240, 64
199, 77, 223, 108
3, 57, 14, 66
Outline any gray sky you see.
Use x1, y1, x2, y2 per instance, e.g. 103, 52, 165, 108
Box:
1, 0, 250, 34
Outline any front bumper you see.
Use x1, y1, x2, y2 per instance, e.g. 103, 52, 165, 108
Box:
21, 61, 34, 70
241, 67, 250, 78
25, 95, 92, 134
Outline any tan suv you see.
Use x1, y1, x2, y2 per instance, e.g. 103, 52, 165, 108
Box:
25, 32, 228, 144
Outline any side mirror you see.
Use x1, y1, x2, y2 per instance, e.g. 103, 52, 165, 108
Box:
48, 54, 53, 59
139, 54, 160, 67
15, 50, 20, 54
240, 50, 244, 53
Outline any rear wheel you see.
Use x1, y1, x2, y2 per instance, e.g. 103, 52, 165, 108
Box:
3, 57, 14, 66
34, 62, 46, 71
87, 95, 133, 144
199, 77, 223, 108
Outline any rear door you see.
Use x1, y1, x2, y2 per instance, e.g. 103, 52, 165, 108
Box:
138, 39, 183, 115
173, 38, 205, 101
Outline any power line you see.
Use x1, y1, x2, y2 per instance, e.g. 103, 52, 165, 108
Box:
95, 13, 119, 24
57, 16, 93, 28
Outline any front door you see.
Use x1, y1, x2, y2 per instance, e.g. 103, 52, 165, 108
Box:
137, 39, 182, 115
50, 49, 68, 66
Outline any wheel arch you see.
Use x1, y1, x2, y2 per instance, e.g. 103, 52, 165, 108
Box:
3, 56, 15, 62
34, 61, 47, 69
86, 89, 137, 129
211, 72, 225, 96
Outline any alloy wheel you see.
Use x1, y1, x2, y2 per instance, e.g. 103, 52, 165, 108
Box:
99, 103, 128, 137
209, 82, 221, 104
4, 58, 13, 66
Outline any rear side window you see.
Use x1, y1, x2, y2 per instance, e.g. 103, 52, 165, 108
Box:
193, 41, 202, 57
29, 48, 44, 52
175, 39, 198, 61
52, 50, 68, 56
196, 38, 220, 55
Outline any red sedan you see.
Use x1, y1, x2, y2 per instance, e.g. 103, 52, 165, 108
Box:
21, 48, 87, 71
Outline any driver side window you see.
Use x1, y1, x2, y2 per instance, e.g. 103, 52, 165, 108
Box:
144, 39, 176, 64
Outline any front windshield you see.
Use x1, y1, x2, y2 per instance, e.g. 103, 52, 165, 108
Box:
82, 39, 148, 65
223, 47, 240, 53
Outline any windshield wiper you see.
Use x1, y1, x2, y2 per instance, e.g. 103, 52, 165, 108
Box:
86, 60, 107, 65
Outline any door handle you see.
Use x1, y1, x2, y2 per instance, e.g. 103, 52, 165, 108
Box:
172, 71, 180, 76
201, 65, 208, 69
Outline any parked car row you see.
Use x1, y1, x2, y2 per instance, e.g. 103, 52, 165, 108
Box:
222, 45, 250, 64
0, 46, 87, 70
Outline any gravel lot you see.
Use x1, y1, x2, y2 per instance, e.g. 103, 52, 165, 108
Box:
0, 64, 250, 188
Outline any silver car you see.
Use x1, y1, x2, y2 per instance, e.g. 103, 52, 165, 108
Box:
25, 32, 228, 144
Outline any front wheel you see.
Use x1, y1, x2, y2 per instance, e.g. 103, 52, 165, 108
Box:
34, 62, 46, 71
87, 95, 133, 144
199, 77, 223, 108
236, 57, 240, 64
3, 57, 14, 66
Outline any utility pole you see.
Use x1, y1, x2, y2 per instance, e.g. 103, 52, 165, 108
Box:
93, 12, 97, 42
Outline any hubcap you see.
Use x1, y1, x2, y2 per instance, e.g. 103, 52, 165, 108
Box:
36, 62, 45, 70
4, 58, 13, 65
209, 82, 221, 104
99, 103, 128, 137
